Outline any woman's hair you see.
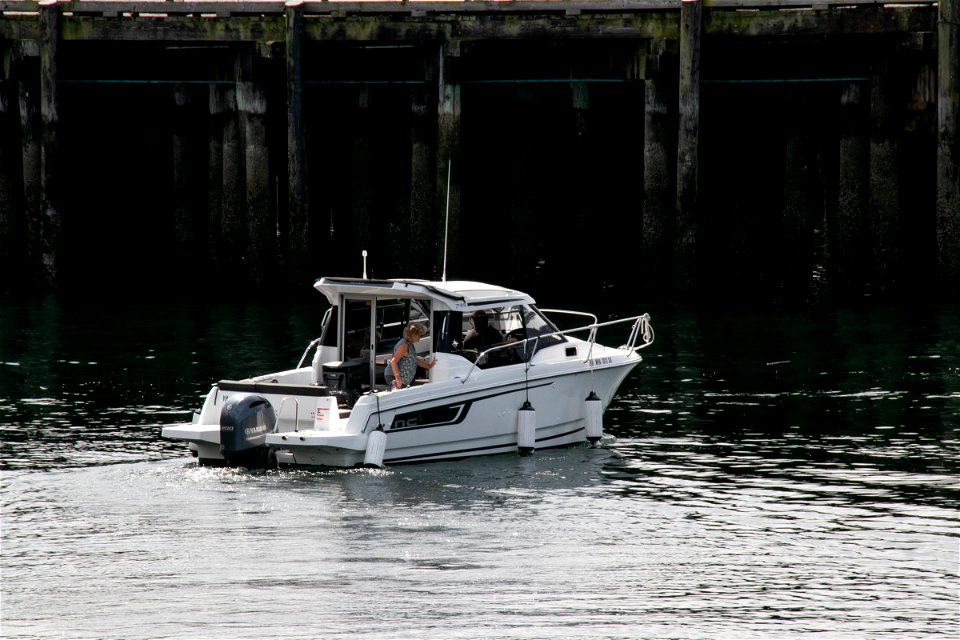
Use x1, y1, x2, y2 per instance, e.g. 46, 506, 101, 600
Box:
402, 323, 426, 340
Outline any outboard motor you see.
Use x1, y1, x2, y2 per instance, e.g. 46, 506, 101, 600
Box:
220, 393, 276, 468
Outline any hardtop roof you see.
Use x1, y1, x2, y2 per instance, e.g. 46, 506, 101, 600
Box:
314, 277, 536, 310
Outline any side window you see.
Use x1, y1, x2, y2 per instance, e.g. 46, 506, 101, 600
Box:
523, 306, 566, 349
342, 299, 373, 361
433, 310, 462, 354
475, 305, 565, 368
374, 298, 430, 354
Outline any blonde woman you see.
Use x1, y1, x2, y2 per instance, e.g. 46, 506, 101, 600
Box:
385, 323, 435, 390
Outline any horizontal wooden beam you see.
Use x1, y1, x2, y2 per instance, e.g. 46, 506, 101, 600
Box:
0, 0, 938, 44
0, 0, 940, 19
705, 3, 937, 36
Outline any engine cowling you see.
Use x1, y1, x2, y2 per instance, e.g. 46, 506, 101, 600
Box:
219, 393, 276, 468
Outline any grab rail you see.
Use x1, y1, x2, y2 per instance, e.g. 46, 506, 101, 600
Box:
459, 313, 653, 384
295, 308, 332, 369
296, 338, 321, 370
538, 309, 598, 326
272, 397, 300, 433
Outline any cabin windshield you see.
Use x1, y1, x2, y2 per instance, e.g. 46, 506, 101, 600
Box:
452, 304, 565, 366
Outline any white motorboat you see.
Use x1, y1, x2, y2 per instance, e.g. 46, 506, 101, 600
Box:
162, 276, 654, 468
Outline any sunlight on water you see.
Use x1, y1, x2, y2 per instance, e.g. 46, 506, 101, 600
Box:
3, 449, 956, 640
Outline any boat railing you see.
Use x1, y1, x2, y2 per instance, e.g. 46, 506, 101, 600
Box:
295, 307, 332, 369
538, 309, 599, 327
296, 338, 322, 370
538, 312, 654, 354
459, 313, 654, 384
273, 397, 301, 433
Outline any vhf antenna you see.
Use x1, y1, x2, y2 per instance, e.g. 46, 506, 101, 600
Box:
441, 161, 451, 283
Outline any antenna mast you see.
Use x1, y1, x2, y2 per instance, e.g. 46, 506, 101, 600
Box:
441, 161, 451, 283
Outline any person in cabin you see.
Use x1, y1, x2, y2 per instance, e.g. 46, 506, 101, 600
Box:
385, 323, 435, 390
463, 310, 503, 351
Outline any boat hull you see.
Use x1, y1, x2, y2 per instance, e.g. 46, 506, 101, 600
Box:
163, 355, 638, 469
269, 355, 638, 467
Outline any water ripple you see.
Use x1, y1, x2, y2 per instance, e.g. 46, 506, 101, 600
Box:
2, 299, 958, 638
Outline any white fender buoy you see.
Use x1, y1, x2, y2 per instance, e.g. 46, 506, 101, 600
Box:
517, 401, 536, 456
584, 391, 603, 446
363, 428, 387, 468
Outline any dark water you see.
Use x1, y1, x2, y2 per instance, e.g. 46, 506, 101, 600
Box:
1, 295, 958, 639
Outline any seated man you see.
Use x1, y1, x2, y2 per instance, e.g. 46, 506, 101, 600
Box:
463, 310, 502, 351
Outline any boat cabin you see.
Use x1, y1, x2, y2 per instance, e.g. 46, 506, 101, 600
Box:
312, 277, 567, 405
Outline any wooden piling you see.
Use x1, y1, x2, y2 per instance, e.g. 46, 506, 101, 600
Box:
676, 0, 701, 290
836, 81, 870, 290
351, 87, 374, 271
782, 131, 814, 296
17, 43, 41, 282
643, 47, 672, 287
172, 84, 194, 264
207, 84, 225, 274
237, 52, 272, 287
220, 84, 246, 276
39, 0, 60, 286
286, 0, 309, 282
567, 77, 595, 283
0, 58, 17, 283
870, 63, 901, 290
572, 81, 589, 139
410, 54, 435, 279
937, 0, 960, 289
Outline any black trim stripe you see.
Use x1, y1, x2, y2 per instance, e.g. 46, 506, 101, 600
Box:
389, 401, 472, 432
381, 381, 553, 432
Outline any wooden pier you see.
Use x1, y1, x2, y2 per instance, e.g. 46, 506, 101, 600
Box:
0, 0, 956, 299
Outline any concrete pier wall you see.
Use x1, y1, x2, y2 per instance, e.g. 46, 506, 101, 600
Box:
0, 0, 952, 301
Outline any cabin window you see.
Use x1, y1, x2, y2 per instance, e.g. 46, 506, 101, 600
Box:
374, 298, 430, 354
521, 306, 567, 349
340, 297, 431, 363
461, 304, 565, 367
432, 310, 462, 354
341, 299, 374, 361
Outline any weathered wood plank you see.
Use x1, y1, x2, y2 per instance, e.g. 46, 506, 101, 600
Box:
0, 0, 941, 17
2, 0, 939, 44
704, 3, 937, 36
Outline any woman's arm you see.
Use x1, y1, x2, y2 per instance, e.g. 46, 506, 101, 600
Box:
389, 342, 408, 388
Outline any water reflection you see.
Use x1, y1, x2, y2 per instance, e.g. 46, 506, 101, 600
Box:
2, 297, 958, 484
